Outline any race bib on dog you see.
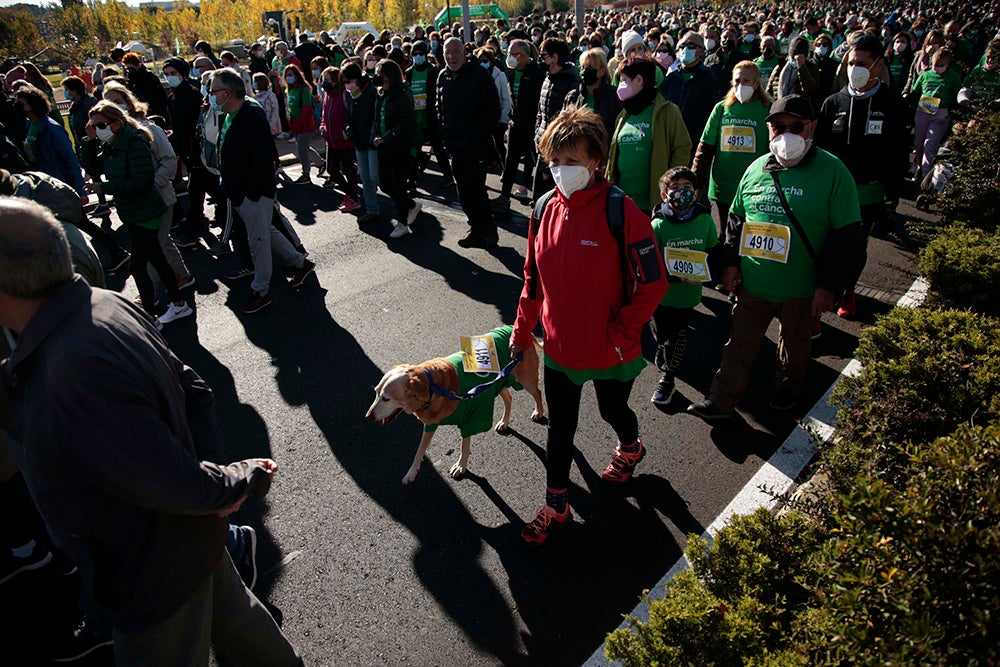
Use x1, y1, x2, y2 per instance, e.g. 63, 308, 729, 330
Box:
664, 248, 711, 282
740, 222, 791, 263
460, 335, 500, 374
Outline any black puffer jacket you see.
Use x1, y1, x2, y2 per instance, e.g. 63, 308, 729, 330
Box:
346, 81, 379, 150
561, 81, 622, 136
437, 58, 500, 156
507, 60, 544, 129
375, 84, 422, 148
534, 65, 580, 147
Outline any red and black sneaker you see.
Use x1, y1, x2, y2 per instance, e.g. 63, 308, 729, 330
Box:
601, 440, 645, 483
520, 504, 570, 546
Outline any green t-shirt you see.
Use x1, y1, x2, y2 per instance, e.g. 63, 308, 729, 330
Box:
652, 211, 719, 308
424, 326, 520, 438
614, 103, 655, 210
513, 69, 523, 98
410, 68, 429, 129
584, 92, 596, 109
964, 64, 1000, 103
754, 55, 782, 82
544, 354, 646, 386
912, 69, 963, 111
731, 149, 861, 302
700, 99, 771, 205
888, 54, 907, 86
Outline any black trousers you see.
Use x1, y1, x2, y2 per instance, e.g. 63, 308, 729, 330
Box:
650, 304, 694, 376
491, 123, 507, 165
500, 126, 536, 196
130, 225, 180, 313
378, 146, 415, 224
184, 165, 224, 243
451, 152, 496, 237
71, 213, 126, 257
325, 146, 360, 199
543, 364, 639, 489
422, 124, 452, 177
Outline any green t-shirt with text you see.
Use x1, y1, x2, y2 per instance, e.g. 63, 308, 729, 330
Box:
912, 69, 963, 111
754, 54, 783, 82
614, 103, 655, 210
651, 211, 719, 308
410, 68, 429, 129
731, 149, 861, 302
700, 99, 771, 205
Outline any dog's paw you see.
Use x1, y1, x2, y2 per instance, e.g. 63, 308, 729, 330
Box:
530, 412, 548, 425
448, 462, 467, 479
494, 421, 512, 436
401, 467, 419, 485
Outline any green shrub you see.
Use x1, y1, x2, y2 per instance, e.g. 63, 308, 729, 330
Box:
793, 424, 1000, 665
937, 111, 1000, 233
918, 225, 1000, 316
827, 307, 1000, 493
605, 510, 824, 666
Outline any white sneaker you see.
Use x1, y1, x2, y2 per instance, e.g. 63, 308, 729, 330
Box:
158, 302, 193, 325
406, 201, 421, 226
389, 222, 411, 239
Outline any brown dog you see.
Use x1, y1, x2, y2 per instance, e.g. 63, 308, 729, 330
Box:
365, 333, 544, 484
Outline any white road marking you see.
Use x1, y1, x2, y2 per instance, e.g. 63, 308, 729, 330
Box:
583, 277, 928, 665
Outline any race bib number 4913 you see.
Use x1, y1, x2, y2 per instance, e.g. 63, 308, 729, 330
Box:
740, 222, 791, 264
720, 125, 756, 153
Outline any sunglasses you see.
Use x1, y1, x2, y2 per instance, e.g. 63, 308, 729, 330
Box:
91, 121, 114, 130
769, 121, 808, 134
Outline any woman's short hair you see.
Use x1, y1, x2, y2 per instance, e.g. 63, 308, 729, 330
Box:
538, 107, 609, 167
252, 72, 270, 91
14, 85, 51, 117
540, 37, 571, 66
62, 75, 87, 96
580, 47, 609, 77
618, 55, 657, 89
341, 62, 362, 81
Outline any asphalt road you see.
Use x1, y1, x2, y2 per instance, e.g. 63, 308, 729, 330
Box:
3, 146, 930, 666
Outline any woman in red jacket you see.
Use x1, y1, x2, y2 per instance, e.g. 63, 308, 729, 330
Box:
511, 108, 668, 546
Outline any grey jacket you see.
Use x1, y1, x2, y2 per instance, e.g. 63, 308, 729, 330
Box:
1, 279, 271, 631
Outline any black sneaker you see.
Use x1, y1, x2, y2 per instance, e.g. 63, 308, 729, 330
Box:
651, 376, 676, 405
232, 525, 258, 590
686, 398, 732, 421
49, 617, 113, 663
769, 385, 798, 411
90, 204, 111, 218
223, 266, 255, 281
241, 290, 272, 314
171, 234, 199, 249
654, 344, 667, 371
457, 231, 499, 249
0, 541, 52, 584
288, 259, 316, 287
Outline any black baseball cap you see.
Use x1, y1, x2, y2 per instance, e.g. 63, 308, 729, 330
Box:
765, 94, 816, 122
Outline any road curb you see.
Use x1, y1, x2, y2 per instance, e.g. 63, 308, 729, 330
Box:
583, 276, 930, 666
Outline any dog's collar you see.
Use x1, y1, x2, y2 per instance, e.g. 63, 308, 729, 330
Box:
421, 368, 461, 410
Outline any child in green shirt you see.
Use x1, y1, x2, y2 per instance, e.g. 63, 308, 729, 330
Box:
649, 166, 721, 404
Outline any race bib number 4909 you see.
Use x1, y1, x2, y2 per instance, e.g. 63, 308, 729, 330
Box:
664, 248, 711, 282
740, 222, 791, 264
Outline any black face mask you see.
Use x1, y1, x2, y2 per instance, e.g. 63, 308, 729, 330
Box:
321, 81, 334, 92
582, 66, 599, 86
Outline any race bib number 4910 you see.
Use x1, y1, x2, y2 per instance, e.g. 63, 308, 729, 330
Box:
740, 222, 791, 264
664, 248, 711, 282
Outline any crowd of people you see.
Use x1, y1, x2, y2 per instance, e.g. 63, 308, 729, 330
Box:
1, 0, 998, 662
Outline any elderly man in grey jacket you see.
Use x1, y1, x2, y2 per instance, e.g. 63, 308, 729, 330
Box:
0, 197, 302, 666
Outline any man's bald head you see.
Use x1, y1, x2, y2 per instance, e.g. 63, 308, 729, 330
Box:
0, 197, 73, 299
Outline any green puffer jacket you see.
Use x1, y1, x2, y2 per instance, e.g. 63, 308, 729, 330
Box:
79, 123, 166, 229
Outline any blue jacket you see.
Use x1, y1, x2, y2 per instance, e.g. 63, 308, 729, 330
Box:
26, 116, 86, 195
658, 64, 722, 148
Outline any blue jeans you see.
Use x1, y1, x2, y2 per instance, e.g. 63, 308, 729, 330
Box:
355, 148, 379, 214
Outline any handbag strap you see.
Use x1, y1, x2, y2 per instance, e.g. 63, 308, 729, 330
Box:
770, 171, 817, 262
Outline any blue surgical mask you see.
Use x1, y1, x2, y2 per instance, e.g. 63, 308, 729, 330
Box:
312, 69, 321, 80
431, 40, 438, 50
209, 94, 222, 111
413, 54, 426, 66
286, 75, 296, 85
191, 67, 201, 78
480, 61, 490, 69
166, 75, 182, 88
680, 47, 698, 65
200, 85, 207, 96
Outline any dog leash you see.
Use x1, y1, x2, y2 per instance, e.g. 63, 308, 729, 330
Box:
423, 353, 524, 402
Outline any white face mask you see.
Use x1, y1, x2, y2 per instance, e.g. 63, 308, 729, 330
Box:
734, 84, 754, 103
704, 38, 717, 50
815, 45, 829, 57
550, 164, 592, 198
769, 132, 811, 167
848, 64, 871, 89
506, 54, 518, 69
95, 126, 115, 144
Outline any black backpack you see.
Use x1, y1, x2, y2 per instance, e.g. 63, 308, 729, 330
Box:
529, 184, 662, 302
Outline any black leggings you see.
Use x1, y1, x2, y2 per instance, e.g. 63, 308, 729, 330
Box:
543, 364, 639, 489
325, 146, 360, 199
130, 225, 180, 314
71, 214, 126, 257
378, 146, 415, 224
650, 304, 694, 375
